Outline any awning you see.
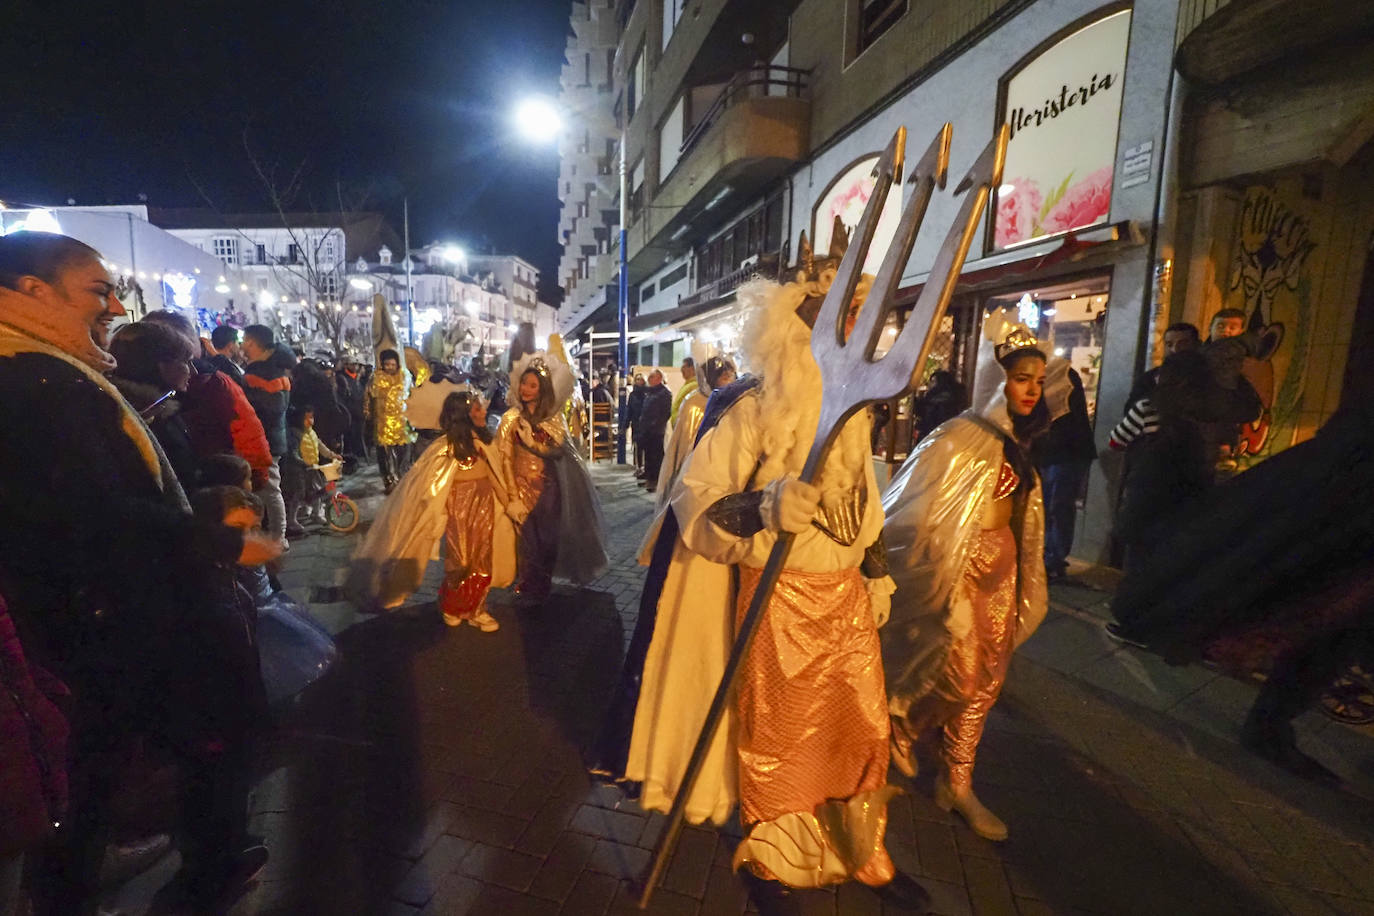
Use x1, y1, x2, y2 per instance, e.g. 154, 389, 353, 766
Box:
893, 222, 1133, 306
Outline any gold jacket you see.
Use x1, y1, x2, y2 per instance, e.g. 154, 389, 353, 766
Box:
367, 368, 416, 446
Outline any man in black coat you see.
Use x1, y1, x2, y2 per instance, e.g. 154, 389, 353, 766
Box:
639, 369, 672, 492
1035, 367, 1097, 579
240, 324, 296, 538
0, 233, 280, 913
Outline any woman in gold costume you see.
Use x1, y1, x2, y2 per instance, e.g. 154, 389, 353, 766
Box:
498, 352, 608, 604
882, 315, 1051, 842
365, 348, 416, 492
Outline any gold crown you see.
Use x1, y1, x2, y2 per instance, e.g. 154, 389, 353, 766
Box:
525, 357, 552, 378
994, 326, 1040, 360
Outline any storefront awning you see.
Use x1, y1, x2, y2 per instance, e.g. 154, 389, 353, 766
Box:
892, 222, 1134, 306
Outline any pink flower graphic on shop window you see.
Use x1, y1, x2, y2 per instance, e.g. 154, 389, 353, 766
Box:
1041, 166, 1113, 235
829, 177, 876, 232
995, 178, 1043, 248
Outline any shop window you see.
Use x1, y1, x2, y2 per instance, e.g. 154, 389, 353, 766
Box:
984, 275, 1112, 421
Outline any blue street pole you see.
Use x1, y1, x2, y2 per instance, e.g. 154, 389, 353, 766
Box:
616, 130, 629, 465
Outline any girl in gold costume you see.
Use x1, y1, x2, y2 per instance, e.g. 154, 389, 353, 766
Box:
437, 391, 506, 632
882, 315, 1051, 842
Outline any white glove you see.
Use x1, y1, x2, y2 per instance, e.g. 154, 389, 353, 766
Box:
865, 575, 896, 628
505, 501, 529, 524
760, 475, 820, 534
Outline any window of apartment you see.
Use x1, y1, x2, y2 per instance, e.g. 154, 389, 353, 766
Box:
855, 0, 908, 56
630, 157, 645, 220
658, 95, 686, 184
287, 244, 300, 264
627, 46, 645, 120
255, 243, 267, 264
661, 0, 686, 50
212, 237, 238, 265
583, 52, 593, 87
321, 274, 338, 299
659, 263, 688, 289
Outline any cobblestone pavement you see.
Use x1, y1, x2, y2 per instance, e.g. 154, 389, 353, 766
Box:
114, 461, 1374, 915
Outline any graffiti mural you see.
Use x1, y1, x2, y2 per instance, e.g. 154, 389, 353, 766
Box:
1224, 185, 1318, 466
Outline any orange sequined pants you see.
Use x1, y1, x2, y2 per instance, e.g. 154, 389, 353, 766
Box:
736, 565, 893, 880
439, 475, 495, 619
940, 526, 1018, 788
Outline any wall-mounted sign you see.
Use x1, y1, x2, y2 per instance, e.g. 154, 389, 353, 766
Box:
993, 9, 1132, 251
813, 154, 904, 275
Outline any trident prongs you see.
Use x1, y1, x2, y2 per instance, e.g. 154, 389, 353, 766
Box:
887, 122, 1008, 397
850, 124, 952, 375
814, 127, 906, 352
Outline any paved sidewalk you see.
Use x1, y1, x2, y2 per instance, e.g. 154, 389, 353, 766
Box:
114, 461, 1374, 915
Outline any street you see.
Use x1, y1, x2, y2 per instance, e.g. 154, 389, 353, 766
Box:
102, 462, 1374, 916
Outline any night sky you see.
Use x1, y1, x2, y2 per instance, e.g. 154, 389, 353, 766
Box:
0, 0, 572, 302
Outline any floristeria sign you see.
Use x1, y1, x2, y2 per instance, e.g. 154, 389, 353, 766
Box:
993, 9, 1131, 250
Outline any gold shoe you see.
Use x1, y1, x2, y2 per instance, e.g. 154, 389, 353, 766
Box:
935, 774, 1007, 841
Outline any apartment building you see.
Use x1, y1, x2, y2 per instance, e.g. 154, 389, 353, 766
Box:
556, 0, 621, 332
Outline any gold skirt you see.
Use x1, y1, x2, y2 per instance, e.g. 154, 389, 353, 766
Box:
733, 565, 895, 888
441, 475, 495, 618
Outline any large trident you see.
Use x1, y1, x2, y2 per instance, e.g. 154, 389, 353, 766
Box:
638, 123, 1008, 908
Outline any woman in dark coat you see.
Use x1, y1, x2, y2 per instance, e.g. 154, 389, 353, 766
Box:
626, 374, 647, 475
109, 321, 202, 489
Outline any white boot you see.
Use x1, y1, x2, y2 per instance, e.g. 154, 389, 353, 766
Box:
935, 773, 1007, 841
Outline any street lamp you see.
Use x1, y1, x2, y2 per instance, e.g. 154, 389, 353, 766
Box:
514, 96, 562, 144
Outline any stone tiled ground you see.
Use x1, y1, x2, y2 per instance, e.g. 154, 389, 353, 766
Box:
114, 460, 1374, 915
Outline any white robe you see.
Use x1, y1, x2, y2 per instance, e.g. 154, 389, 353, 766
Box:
624, 392, 886, 826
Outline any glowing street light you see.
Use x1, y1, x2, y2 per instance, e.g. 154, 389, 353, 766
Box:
440, 245, 465, 263
349, 277, 374, 291
514, 96, 562, 144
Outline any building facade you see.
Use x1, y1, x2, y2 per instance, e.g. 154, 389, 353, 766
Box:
556, 0, 621, 332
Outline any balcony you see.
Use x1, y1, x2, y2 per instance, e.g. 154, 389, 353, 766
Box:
623, 66, 810, 282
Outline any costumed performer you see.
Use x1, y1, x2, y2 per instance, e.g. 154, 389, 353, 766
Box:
587, 365, 756, 826
664, 276, 929, 913
437, 391, 510, 632
365, 348, 416, 493
651, 355, 736, 513
498, 351, 609, 604
881, 314, 1051, 841
346, 393, 515, 614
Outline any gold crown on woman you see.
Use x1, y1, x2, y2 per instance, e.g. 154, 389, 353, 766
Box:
994, 326, 1040, 360
525, 357, 552, 379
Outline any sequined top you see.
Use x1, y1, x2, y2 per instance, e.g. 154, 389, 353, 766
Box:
992, 461, 1019, 501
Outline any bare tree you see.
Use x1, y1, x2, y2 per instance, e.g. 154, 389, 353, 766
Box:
191, 129, 379, 353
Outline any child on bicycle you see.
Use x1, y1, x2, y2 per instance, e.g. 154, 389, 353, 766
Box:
287, 405, 341, 526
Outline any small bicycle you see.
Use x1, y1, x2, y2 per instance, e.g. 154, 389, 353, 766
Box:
292, 460, 360, 534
